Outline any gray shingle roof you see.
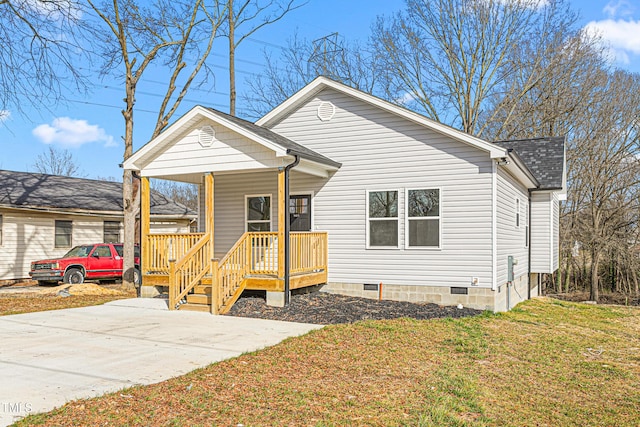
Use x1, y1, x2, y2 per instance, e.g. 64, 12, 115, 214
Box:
206, 108, 342, 168
493, 137, 565, 190
0, 170, 194, 216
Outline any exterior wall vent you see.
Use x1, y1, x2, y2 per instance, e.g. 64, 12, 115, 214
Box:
198, 125, 215, 147
451, 287, 468, 295
317, 101, 336, 121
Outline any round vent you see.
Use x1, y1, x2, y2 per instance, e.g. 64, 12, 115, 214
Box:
317, 101, 336, 121
198, 125, 215, 147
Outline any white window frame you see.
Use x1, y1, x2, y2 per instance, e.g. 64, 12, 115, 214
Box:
103, 221, 121, 243
366, 189, 400, 249
244, 194, 272, 232
405, 188, 442, 250
54, 220, 73, 248
515, 197, 520, 228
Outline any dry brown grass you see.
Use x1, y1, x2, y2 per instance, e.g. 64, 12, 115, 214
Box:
14, 297, 640, 426
0, 288, 135, 316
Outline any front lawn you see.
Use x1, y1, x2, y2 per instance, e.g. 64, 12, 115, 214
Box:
15, 298, 640, 426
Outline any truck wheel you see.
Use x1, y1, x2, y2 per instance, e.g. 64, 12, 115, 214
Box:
64, 268, 84, 284
133, 268, 141, 285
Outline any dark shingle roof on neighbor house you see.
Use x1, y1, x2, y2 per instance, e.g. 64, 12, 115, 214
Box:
493, 137, 565, 190
0, 170, 194, 216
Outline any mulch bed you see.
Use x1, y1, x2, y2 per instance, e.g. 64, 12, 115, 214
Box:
226, 291, 483, 324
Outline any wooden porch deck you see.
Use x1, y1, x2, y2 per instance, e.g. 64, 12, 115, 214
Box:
140, 231, 328, 313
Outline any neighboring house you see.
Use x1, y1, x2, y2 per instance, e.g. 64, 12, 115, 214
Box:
123, 76, 565, 312
0, 170, 196, 282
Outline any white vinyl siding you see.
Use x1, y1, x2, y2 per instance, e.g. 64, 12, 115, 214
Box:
496, 168, 529, 286
267, 88, 494, 288
0, 214, 2, 246
530, 191, 553, 273
0, 210, 191, 281
552, 192, 559, 271
142, 120, 283, 177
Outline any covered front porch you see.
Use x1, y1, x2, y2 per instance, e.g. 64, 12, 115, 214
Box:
125, 106, 340, 314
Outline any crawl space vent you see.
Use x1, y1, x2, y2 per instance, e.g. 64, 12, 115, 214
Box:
317, 101, 336, 121
198, 125, 215, 147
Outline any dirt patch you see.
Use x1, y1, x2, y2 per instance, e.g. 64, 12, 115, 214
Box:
226, 291, 483, 324
37, 283, 127, 296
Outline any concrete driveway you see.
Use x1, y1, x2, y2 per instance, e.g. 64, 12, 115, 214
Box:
0, 298, 322, 426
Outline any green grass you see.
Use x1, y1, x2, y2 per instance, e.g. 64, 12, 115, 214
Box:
15, 298, 640, 426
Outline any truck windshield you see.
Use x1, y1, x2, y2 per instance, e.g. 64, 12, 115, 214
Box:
63, 245, 93, 258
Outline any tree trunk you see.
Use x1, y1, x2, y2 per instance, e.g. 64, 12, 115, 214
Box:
228, 0, 236, 116
121, 72, 137, 292
590, 250, 600, 302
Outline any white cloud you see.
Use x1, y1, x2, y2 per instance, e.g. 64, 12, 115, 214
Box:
32, 117, 116, 148
395, 92, 417, 105
0, 110, 10, 123
603, 0, 635, 19
584, 19, 640, 64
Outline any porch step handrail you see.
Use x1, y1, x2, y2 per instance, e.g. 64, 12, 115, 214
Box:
169, 233, 212, 309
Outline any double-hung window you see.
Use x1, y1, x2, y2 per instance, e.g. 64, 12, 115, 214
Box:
103, 221, 121, 243
407, 189, 440, 248
246, 195, 271, 231
367, 190, 399, 247
55, 220, 72, 248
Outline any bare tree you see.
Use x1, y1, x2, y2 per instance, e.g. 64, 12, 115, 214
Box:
225, 0, 304, 115
372, 0, 578, 136
0, 0, 91, 117
32, 146, 85, 177
565, 71, 640, 301
244, 32, 379, 117
151, 179, 198, 211
87, 0, 226, 290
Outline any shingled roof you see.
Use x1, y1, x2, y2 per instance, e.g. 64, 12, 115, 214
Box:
0, 170, 194, 216
493, 137, 565, 190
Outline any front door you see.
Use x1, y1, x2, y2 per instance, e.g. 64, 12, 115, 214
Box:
290, 194, 311, 231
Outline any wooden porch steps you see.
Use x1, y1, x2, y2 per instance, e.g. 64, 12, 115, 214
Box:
179, 285, 212, 312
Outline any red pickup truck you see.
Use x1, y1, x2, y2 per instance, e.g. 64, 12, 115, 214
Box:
29, 243, 140, 286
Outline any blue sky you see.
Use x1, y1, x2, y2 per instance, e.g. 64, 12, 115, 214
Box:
1, 0, 639, 180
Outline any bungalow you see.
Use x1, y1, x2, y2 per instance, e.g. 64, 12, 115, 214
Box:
123, 77, 565, 313
0, 170, 195, 282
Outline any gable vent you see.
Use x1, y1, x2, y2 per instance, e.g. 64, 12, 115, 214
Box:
317, 101, 336, 121
198, 125, 215, 147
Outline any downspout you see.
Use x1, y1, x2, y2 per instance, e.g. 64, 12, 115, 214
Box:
527, 189, 532, 300
284, 154, 300, 305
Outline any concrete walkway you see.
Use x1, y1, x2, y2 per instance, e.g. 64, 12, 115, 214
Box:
0, 298, 322, 426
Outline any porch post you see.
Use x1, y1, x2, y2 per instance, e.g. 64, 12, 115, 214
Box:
140, 176, 151, 278
277, 168, 285, 280
205, 173, 214, 252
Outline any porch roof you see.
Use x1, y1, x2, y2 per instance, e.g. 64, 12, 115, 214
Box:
123, 106, 341, 181
206, 108, 342, 169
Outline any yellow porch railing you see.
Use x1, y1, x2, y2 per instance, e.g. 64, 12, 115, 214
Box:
144, 233, 205, 274
168, 233, 212, 310
290, 232, 327, 274
149, 231, 328, 313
